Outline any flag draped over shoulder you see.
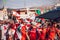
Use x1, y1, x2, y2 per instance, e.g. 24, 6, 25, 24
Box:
17, 26, 21, 32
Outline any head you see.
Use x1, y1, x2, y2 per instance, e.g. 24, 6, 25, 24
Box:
32, 24, 36, 28
23, 22, 27, 26
31, 22, 36, 28
53, 22, 57, 27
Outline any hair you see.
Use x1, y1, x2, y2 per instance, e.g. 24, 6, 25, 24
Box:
57, 25, 60, 29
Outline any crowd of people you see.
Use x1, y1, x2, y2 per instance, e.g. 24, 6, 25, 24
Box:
0, 10, 60, 40
0, 17, 60, 40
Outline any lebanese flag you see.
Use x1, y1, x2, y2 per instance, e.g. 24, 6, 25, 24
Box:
12, 11, 20, 19
14, 23, 21, 40
11, 24, 17, 35
14, 30, 22, 40
14, 32, 18, 39
3, 25, 8, 30
3, 25, 8, 33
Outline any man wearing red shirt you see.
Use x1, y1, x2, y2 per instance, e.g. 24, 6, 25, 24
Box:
48, 27, 56, 40
29, 24, 37, 40
39, 27, 47, 40
37, 27, 42, 40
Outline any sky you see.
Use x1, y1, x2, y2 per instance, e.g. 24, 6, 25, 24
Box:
0, 0, 4, 9
0, 0, 59, 9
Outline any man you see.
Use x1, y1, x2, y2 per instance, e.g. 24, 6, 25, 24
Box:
37, 27, 42, 40
29, 22, 37, 40
48, 22, 57, 40
38, 26, 47, 40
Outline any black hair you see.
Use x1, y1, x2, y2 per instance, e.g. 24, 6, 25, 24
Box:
57, 25, 60, 29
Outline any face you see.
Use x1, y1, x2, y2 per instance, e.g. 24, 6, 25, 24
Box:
18, 19, 21, 23
23, 22, 27, 25
55, 23, 57, 27
32, 25, 36, 28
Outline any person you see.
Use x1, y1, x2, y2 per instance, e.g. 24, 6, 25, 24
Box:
39, 26, 47, 40
37, 27, 42, 40
57, 29, 60, 40
8, 29, 13, 40
7, 19, 17, 40
48, 22, 57, 40
14, 22, 20, 40
0, 20, 3, 40
29, 23, 37, 40
36, 22, 41, 28
56, 25, 60, 40
45, 23, 51, 40
1, 20, 10, 40
21, 22, 27, 40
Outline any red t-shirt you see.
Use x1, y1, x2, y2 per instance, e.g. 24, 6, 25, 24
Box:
40, 28, 47, 40
29, 28, 36, 40
37, 28, 42, 40
49, 27, 56, 39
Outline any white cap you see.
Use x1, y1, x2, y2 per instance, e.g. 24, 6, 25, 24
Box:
31, 22, 36, 25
